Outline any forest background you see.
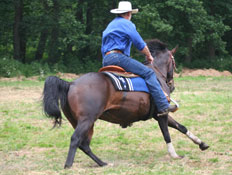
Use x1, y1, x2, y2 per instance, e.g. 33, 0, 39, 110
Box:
0, 0, 231, 77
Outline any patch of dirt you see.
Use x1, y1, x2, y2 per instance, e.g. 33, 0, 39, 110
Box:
0, 87, 42, 103
0, 69, 231, 82
0, 76, 26, 82
56, 72, 80, 79
175, 68, 231, 77
0, 72, 80, 82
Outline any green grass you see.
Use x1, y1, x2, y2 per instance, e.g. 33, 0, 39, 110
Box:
0, 76, 232, 175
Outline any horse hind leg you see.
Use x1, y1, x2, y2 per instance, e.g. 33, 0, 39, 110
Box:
167, 115, 209, 151
64, 119, 107, 169
64, 119, 93, 169
79, 125, 107, 167
62, 104, 78, 129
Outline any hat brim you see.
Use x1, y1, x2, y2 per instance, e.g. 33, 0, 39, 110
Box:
110, 9, 138, 14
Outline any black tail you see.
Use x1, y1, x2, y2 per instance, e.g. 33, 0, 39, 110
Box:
42, 76, 70, 127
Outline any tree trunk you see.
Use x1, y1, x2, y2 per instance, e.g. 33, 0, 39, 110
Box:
48, 0, 60, 63
185, 37, 193, 63
76, 0, 84, 24
208, 41, 215, 59
85, 2, 93, 34
13, 0, 26, 63
35, 29, 49, 61
207, 1, 216, 59
35, 0, 49, 61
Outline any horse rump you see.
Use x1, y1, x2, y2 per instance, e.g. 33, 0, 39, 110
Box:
42, 76, 70, 127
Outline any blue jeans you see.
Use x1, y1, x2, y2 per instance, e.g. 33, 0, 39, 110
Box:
103, 53, 169, 112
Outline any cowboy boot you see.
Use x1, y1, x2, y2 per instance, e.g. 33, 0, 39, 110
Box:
158, 105, 177, 117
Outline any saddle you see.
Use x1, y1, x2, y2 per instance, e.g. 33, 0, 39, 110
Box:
99, 65, 171, 102
99, 65, 138, 78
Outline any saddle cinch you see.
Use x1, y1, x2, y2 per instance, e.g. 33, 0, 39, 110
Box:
99, 65, 173, 103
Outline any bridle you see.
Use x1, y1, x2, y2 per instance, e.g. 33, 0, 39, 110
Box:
152, 50, 176, 84
151, 49, 178, 107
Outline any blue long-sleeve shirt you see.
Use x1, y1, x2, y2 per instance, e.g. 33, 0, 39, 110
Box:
101, 17, 146, 57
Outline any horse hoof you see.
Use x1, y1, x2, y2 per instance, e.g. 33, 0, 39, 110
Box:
174, 155, 184, 159
170, 154, 184, 159
99, 162, 108, 167
64, 164, 72, 169
199, 142, 209, 151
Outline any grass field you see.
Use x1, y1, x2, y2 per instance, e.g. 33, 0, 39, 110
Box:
0, 76, 231, 175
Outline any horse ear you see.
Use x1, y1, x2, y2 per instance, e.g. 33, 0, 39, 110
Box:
171, 45, 179, 55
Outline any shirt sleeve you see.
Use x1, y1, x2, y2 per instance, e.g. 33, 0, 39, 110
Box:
126, 21, 146, 51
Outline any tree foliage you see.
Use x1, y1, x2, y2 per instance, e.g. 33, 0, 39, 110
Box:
0, 0, 231, 76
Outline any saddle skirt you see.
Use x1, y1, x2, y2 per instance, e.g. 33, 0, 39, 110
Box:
102, 72, 149, 93
99, 65, 148, 93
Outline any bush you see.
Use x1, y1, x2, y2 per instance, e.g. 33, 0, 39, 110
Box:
212, 57, 232, 72
0, 57, 22, 77
64, 57, 101, 74
0, 57, 52, 78
1, 56, 230, 78
178, 56, 232, 72
0, 57, 102, 78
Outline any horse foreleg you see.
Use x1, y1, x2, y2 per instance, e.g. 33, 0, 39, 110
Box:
186, 131, 209, 151
64, 120, 93, 169
79, 125, 107, 167
156, 115, 183, 159
167, 115, 209, 151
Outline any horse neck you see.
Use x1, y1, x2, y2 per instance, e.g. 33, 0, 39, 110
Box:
146, 61, 170, 96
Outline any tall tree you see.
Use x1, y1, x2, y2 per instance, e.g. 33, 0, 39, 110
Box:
47, 0, 60, 63
13, 0, 26, 63
0, 0, 231, 73
0, 0, 14, 57
35, 0, 50, 61
161, 0, 209, 63
202, 0, 231, 59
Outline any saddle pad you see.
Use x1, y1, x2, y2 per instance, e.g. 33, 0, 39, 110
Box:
103, 72, 149, 93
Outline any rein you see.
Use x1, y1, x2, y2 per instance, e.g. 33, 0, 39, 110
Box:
152, 51, 175, 83
153, 64, 167, 81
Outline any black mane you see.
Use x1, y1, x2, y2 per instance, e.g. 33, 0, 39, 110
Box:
146, 39, 168, 53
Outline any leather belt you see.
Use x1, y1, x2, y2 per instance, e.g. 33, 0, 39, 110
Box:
105, 50, 122, 56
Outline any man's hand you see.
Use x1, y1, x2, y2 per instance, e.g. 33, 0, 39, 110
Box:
146, 55, 154, 64
141, 45, 154, 64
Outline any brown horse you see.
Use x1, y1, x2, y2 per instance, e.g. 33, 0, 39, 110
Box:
42, 39, 209, 169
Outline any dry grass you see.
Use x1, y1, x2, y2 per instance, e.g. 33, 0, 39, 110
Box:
0, 76, 232, 175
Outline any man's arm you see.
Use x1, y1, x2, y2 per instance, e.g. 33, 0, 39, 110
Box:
141, 45, 154, 64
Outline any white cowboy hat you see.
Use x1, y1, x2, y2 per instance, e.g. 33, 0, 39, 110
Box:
110, 1, 138, 14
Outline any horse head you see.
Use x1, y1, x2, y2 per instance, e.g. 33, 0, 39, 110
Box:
146, 39, 178, 96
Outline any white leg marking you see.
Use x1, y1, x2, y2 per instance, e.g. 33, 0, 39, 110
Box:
186, 131, 202, 145
167, 142, 179, 158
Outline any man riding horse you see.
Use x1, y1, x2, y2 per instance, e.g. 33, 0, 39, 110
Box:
101, 1, 177, 116
42, 1, 209, 169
